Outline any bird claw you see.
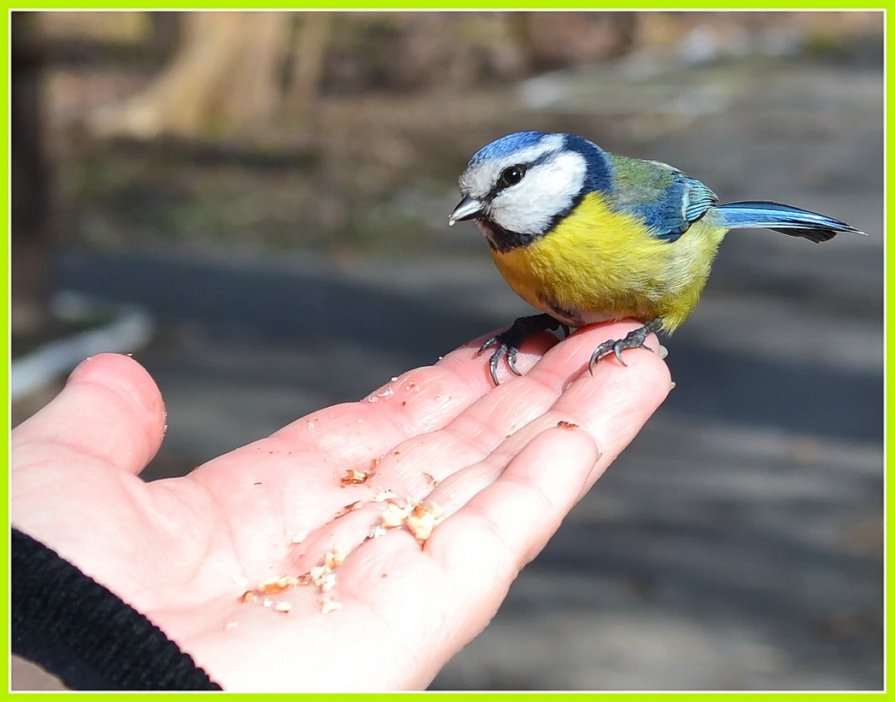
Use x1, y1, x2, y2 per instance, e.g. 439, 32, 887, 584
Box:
481, 339, 525, 385
480, 313, 564, 385
588, 320, 662, 374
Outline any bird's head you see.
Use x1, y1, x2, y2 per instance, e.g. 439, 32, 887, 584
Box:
449, 131, 611, 247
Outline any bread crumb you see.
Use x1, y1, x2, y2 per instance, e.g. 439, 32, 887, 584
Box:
324, 545, 348, 570
340, 468, 373, 486
365, 525, 388, 541
381, 500, 411, 528
257, 575, 300, 594
405, 502, 444, 544
320, 597, 342, 615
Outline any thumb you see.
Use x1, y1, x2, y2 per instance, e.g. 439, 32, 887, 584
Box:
13, 353, 166, 476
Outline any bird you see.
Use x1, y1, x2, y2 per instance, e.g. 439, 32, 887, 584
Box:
448, 131, 864, 385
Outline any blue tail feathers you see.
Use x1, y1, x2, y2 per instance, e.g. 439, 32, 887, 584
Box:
714, 201, 863, 243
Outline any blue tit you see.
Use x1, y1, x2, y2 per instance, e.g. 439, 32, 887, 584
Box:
449, 131, 864, 385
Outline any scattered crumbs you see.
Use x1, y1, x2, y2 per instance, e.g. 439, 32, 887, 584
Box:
557, 420, 579, 429
340, 463, 376, 486
393, 450, 401, 456
310, 566, 337, 592
422, 471, 437, 486
380, 572, 388, 578
308, 420, 316, 430
381, 500, 411, 528
366, 525, 388, 540
669, 381, 676, 390
320, 596, 342, 615
405, 502, 444, 544
401, 400, 407, 406
373, 488, 398, 502
658, 344, 669, 360
224, 620, 238, 631
257, 575, 300, 594
375, 496, 444, 545
324, 545, 348, 570
390, 376, 398, 382
405, 382, 419, 392
231, 574, 249, 589
253, 481, 263, 486
238, 544, 353, 616
505, 434, 513, 439
291, 531, 308, 544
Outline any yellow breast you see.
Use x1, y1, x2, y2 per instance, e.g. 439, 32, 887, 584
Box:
489, 192, 727, 331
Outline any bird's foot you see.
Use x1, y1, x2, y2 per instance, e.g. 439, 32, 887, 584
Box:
588, 319, 664, 374
479, 314, 567, 385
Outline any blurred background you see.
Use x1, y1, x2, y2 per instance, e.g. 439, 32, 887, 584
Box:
11, 10, 883, 691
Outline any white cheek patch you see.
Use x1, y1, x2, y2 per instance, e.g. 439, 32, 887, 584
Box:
491, 151, 587, 235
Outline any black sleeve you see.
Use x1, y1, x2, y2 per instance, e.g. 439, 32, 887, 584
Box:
11, 529, 222, 690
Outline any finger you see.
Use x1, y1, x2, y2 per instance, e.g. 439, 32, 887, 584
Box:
424, 427, 600, 617
326, 322, 662, 500
425, 322, 671, 562
551, 335, 671, 491
12, 353, 166, 476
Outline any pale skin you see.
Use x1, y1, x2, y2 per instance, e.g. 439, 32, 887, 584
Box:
12, 322, 670, 691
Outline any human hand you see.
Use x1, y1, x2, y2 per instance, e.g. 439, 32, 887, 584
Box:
11, 323, 670, 691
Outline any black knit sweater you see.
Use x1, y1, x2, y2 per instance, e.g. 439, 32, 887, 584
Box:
11, 529, 221, 690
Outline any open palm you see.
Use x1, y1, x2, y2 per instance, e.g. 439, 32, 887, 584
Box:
12, 323, 670, 691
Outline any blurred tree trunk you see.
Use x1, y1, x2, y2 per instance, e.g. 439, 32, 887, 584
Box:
147, 11, 182, 64
512, 12, 638, 69
90, 12, 292, 139
11, 12, 53, 345
285, 12, 332, 119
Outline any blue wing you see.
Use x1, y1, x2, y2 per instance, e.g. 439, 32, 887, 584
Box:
607, 155, 717, 243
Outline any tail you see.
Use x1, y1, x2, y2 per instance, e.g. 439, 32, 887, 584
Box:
714, 201, 864, 243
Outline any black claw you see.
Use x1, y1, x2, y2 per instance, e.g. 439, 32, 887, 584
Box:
588, 319, 663, 374
488, 348, 504, 386
477, 335, 500, 356
613, 344, 626, 366
481, 313, 565, 385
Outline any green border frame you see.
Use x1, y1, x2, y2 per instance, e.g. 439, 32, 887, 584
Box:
2, 5, 888, 699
